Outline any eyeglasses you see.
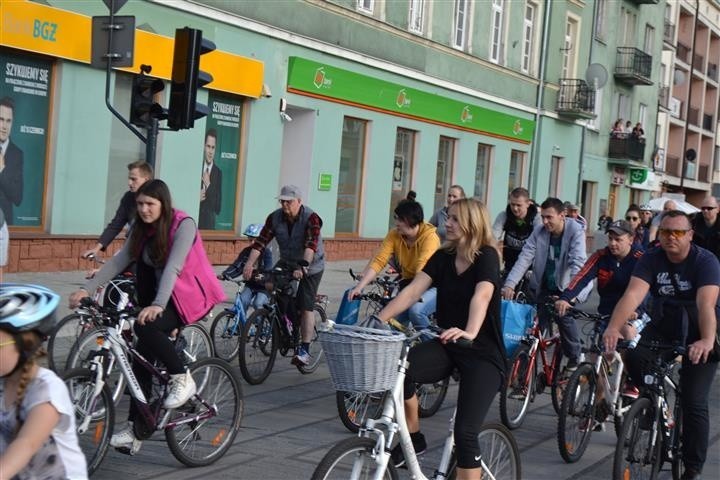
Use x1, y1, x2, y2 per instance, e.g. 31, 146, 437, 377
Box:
658, 228, 691, 239
625, 216, 640, 221
279, 199, 295, 205
0, 340, 16, 348
701, 206, 717, 211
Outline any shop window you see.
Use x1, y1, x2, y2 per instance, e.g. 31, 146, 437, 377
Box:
508, 150, 526, 193
434, 137, 456, 212
389, 128, 417, 227
474, 143, 493, 203
336, 117, 367, 235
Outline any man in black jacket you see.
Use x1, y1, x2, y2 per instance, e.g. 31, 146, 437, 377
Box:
82, 161, 153, 259
199, 129, 222, 230
0, 97, 23, 225
492, 187, 542, 274
692, 196, 720, 261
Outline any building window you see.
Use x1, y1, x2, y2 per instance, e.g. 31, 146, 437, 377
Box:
409, 0, 425, 34
434, 137, 456, 212
561, 16, 579, 79
620, 7, 637, 46
581, 181, 597, 229
336, 117, 367, 235
594, 0, 607, 41
474, 144, 493, 203
357, 0, 374, 14
638, 103, 647, 129
549, 156, 562, 198
522, 2, 537, 74
644, 24, 655, 53
490, 0, 505, 64
509, 150, 527, 192
390, 128, 417, 227
453, 0, 468, 49
616, 92, 630, 127
587, 87, 603, 129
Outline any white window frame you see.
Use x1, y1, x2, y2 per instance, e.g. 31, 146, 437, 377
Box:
594, 0, 607, 41
408, 0, 425, 34
357, 0, 374, 14
522, 2, 537, 75
587, 87, 603, 130
452, 0, 469, 50
638, 103, 647, 128
490, 0, 505, 64
549, 156, 563, 198
561, 15, 579, 79
617, 92, 630, 124
621, 8, 637, 46
644, 24, 655, 53
474, 144, 493, 203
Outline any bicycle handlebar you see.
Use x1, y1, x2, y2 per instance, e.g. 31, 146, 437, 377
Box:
385, 317, 474, 348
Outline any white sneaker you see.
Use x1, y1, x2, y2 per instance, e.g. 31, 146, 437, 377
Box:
164, 371, 197, 409
110, 424, 142, 455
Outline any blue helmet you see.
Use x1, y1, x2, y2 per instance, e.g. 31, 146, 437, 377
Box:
0, 284, 60, 337
243, 223, 264, 238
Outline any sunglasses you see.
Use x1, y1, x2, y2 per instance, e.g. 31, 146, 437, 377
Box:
701, 206, 717, 211
0, 340, 16, 349
658, 228, 690, 239
625, 216, 640, 221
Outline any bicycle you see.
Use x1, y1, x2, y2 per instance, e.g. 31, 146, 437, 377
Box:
64, 298, 214, 406
499, 301, 570, 430
62, 303, 243, 476
238, 262, 329, 384
557, 308, 635, 463
313, 320, 521, 480
613, 341, 684, 480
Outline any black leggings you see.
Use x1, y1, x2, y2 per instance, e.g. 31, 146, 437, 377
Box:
404, 340, 502, 469
128, 301, 184, 421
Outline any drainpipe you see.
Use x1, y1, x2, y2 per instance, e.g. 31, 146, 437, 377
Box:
679, 0, 699, 193
529, 0, 552, 198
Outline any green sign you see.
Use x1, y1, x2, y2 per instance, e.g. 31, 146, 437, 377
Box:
318, 173, 332, 191
287, 57, 534, 143
629, 168, 648, 184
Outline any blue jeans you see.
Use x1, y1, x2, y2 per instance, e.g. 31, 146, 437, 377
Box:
397, 287, 436, 329
239, 287, 270, 311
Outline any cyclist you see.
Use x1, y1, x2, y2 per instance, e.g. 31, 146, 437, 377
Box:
639, 203, 654, 230
0, 284, 87, 479
648, 198, 678, 242
502, 197, 591, 371
624, 204, 650, 251
220, 223, 273, 311
691, 195, 720, 261
69, 179, 225, 455
603, 210, 720, 480
429, 184, 466, 242
348, 199, 440, 329
242, 185, 325, 367
374, 198, 505, 479
565, 202, 588, 231
492, 187, 542, 275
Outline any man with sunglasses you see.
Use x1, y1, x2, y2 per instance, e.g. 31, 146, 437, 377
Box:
691, 196, 720, 261
604, 210, 720, 480
242, 185, 325, 367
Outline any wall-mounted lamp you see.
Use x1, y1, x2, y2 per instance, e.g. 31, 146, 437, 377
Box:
261, 83, 272, 98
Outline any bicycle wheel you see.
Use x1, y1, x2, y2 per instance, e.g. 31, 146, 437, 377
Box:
477, 423, 522, 480
47, 312, 96, 373
311, 436, 398, 480
181, 323, 214, 364
500, 344, 535, 430
613, 397, 662, 480
417, 377, 449, 418
66, 327, 126, 405
297, 305, 327, 374
165, 358, 244, 467
210, 310, 241, 362
557, 364, 596, 463
239, 308, 278, 384
335, 390, 388, 433
62, 367, 115, 476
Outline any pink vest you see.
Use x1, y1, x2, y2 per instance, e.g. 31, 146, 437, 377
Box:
169, 210, 226, 324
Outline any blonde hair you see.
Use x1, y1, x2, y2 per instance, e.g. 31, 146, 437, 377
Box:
443, 198, 497, 263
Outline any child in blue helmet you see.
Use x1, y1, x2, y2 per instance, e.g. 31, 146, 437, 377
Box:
220, 224, 273, 311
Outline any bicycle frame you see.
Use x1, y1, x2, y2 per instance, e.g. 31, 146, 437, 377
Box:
524, 321, 563, 390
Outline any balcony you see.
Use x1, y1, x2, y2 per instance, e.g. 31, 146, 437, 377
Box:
614, 47, 653, 85
608, 135, 646, 162
708, 62, 718, 82
663, 20, 675, 48
556, 79, 595, 118
658, 85, 670, 110
677, 42, 691, 64
703, 114, 714, 132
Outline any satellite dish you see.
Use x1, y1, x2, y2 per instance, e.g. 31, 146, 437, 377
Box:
585, 63, 608, 90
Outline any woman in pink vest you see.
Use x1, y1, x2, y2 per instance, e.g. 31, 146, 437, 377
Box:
69, 179, 224, 454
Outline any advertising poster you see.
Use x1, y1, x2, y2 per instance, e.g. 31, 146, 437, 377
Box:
0, 51, 52, 227
199, 91, 242, 231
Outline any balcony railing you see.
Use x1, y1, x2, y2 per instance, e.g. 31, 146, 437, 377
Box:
666, 154, 680, 175
703, 114, 714, 131
556, 79, 595, 118
608, 135, 646, 161
694, 53, 705, 72
663, 20, 675, 47
688, 107, 700, 126
658, 85, 670, 110
614, 47, 653, 85
708, 62, 718, 82
677, 42, 691, 64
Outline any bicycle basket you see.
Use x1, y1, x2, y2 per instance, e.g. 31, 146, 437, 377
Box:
319, 324, 405, 393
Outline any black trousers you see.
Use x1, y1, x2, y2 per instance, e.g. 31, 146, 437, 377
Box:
405, 340, 502, 469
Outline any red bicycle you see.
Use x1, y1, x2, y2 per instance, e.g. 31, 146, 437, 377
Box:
500, 302, 571, 429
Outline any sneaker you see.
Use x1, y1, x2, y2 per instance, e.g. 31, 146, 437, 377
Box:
622, 382, 640, 399
110, 423, 142, 455
164, 371, 197, 409
291, 348, 310, 367
564, 359, 579, 372
391, 432, 427, 468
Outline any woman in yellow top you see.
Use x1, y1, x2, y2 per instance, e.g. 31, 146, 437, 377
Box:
348, 199, 440, 328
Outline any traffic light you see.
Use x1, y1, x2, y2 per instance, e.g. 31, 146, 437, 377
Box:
168, 27, 216, 130
129, 74, 165, 128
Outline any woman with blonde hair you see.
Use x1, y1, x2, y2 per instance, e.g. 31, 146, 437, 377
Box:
375, 198, 506, 479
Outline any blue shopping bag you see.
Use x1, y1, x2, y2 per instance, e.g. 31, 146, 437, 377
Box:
501, 300, 535, 357
335, 288, 361, 325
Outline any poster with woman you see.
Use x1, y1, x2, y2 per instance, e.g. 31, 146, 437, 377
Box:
0, 51, 52, 228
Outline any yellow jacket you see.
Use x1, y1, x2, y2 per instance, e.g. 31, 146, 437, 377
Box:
368, 222, 441, 280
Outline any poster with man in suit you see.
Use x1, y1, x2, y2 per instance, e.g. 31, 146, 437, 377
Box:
199, 128, 222, 229
0, 96, 23, 224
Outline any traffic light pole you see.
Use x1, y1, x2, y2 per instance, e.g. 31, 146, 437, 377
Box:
145, 118, 158, 168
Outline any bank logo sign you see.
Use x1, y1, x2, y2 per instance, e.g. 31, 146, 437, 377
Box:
313, 67, 332, 89
461, 106, 473, 123
396, 89, 411, 108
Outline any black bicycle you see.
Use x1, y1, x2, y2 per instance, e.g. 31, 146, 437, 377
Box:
238, 262, 328, 384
